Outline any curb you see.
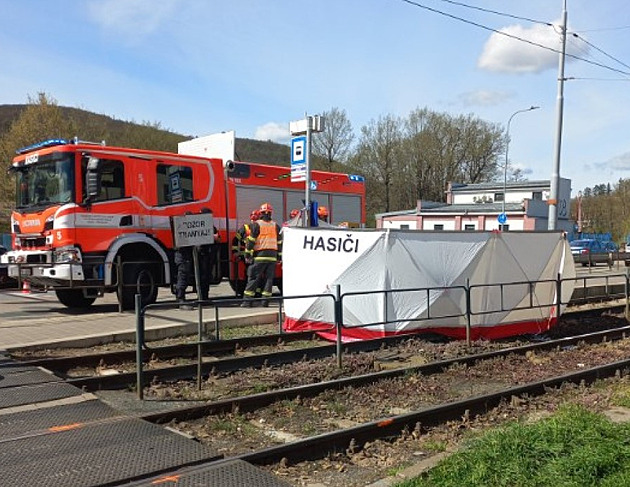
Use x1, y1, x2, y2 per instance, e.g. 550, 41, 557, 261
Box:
4, 311, 279, 351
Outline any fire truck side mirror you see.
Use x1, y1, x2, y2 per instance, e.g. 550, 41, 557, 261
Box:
85, 156, 102, 202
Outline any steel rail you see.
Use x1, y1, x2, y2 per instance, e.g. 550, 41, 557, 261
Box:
66, 332, 445, 390
16, 330, 318, 372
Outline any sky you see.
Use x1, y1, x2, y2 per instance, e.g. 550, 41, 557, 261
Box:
1, 0, 629, 196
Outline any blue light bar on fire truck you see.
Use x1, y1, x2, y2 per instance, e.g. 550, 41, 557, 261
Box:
348, 174, 365, 182
16, 138, 69, 154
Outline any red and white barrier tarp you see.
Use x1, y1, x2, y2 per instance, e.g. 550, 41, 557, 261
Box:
282, 228, 575, 341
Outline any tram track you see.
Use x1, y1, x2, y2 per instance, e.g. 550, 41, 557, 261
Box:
233, 358, 630, 467
10, 306, 630, 394
65, 332, 451, 391
15, 330, 321, 372
126, 326, 630, 486
139, 322, 630, 424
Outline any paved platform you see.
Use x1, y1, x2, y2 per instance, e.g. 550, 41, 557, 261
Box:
0, 355, 289, 486
0, 284, 279, 350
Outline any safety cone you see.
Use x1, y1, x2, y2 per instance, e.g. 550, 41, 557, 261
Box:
21, 280, 31, 294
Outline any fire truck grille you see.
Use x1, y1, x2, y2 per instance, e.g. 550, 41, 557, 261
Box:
22, 238, 46, 249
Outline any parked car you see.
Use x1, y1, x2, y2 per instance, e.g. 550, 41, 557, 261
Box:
603, 241, 619, 252
570, 239, 611, 266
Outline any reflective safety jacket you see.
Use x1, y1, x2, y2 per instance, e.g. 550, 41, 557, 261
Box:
245, 219, 282, 262
231, 223, 253, 257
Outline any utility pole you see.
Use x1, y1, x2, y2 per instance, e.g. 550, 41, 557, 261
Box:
548, 0, 568, 230
502, 106, 539, 230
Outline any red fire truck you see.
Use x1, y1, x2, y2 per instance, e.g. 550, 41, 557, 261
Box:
1, 138, 365, 309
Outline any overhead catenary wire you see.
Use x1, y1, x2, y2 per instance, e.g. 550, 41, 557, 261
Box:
434, 0, 551, 26
398, 0, 630, 77
567, 77, 630, 82
571, 32, 630, 72
577, 25, 630, 33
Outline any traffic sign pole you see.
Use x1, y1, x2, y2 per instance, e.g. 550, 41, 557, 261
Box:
290, 114, 324, 227
304, 115, 312, 227
498, 212, 508, 231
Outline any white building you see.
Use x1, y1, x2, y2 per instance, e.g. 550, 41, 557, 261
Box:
375, 178, 573, 232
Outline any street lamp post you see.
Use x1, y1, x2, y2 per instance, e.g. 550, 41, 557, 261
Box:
502, 106, 540, 229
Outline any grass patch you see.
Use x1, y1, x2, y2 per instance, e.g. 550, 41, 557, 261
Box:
420, 439, 448, 453
611, 382, 630, 409
397, 404, 630, 487
326, 398, 350, 416
248, 383, 271, 394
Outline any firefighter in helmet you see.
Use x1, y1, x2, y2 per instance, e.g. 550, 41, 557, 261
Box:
232, 209, 259, 259
241, 202, 282, 307
231, 209, 260, 296
318, 205, 329, 223
283, 208, 301, 228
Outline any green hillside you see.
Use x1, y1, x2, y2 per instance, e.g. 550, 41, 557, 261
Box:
0, 104, 291, 166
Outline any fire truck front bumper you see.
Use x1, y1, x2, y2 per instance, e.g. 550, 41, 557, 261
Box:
3, 250, 87, 284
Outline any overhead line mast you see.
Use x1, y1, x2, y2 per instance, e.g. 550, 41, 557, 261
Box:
548, 0, 568, 231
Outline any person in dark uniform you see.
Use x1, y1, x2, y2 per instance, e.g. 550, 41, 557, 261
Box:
174, 212, 194, 308
198, 207, 219, 300
241, 202, 282, 307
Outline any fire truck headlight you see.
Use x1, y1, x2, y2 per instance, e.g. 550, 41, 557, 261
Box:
54, 248, 81, 263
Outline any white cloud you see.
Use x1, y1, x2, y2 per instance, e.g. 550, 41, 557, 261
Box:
254, 122, 289, 143
458, 90, 513, 107
478, 21, 585, 74
87, 0, 178, 37
606, 152, 630, 171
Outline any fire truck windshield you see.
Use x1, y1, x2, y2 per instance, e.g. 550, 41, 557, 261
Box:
15, 153, 75, 209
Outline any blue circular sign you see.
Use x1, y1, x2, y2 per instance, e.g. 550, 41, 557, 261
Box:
498, 212, 507, 224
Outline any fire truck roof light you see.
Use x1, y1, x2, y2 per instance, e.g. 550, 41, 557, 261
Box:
348, 175, 365, 182
16, 138, 69, 154
16, 137, 106, 155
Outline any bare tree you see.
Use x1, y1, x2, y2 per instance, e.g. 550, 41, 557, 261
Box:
455, 114, 504, 183
350, 115, 403, 215
312, 107, 354, 171
510, 167, 527, 182
397, 108, 504, 205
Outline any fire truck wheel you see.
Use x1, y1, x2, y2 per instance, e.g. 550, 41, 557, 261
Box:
55, 289, 97, 308
118, 264, 158, 310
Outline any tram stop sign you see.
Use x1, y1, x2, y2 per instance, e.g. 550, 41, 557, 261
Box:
498, 212, 507, 225
172, 213, 214, 248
